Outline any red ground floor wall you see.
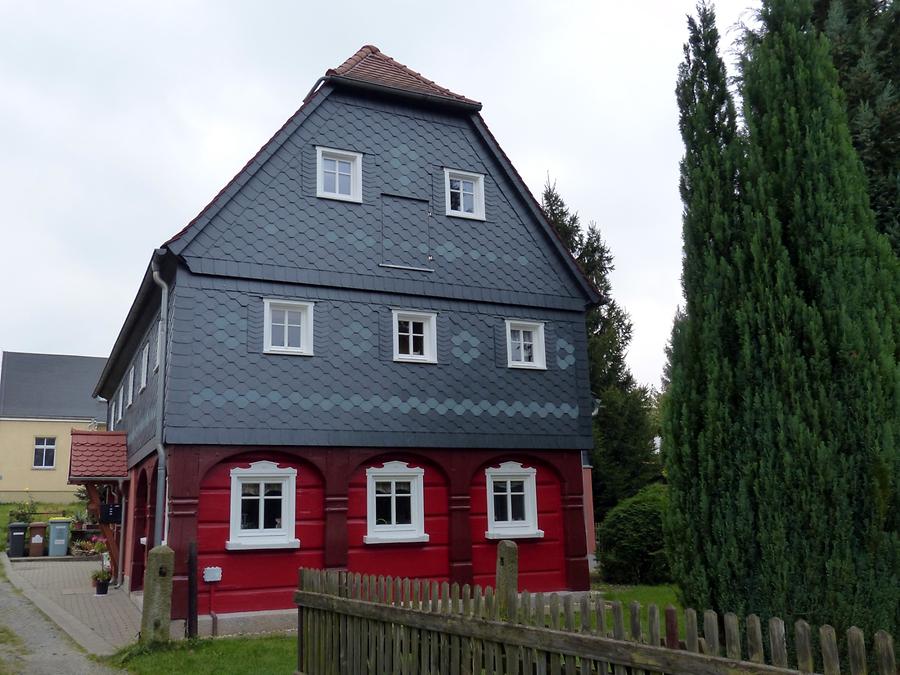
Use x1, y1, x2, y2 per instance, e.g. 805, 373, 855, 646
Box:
128, 445, 590, 619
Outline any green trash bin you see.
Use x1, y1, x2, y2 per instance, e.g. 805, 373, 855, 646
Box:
48, 518, 72, 557
7, 522, 28, 557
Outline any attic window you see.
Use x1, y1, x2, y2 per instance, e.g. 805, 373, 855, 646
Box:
444, 169, 485, 220
316, 147, 362, 203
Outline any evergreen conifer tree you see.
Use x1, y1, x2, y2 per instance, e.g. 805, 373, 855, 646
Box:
542, 181, 660, 516
813, 0, 900, 251
666, 0, 899, 638
663, 0, 746, 613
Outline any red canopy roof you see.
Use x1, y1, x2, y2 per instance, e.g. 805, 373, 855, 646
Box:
68, 430, 127, 482
327, 45, 480, 106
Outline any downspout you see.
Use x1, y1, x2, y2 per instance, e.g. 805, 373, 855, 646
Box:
115, 478, 126, 587
151, 249, 169, 547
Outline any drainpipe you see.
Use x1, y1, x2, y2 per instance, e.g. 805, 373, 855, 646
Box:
115, 478, 126, 587
151, 249, 169, 547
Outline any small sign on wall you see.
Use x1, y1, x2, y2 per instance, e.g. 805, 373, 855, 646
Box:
203, 566, 223, 583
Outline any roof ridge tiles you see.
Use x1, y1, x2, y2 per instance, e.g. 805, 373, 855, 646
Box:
326, 44, 480, 106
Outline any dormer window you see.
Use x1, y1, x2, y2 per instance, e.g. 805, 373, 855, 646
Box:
444, 168, 485, 220
316, 147, 362, 203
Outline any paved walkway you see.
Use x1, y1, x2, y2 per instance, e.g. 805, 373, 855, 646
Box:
1, 554, 140, 656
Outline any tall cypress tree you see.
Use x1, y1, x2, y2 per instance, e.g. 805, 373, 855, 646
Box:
667, 0, 900, 638
734, 0, 898, 635
663, 1, 745, 613
813, 0, 900, 251
542, 182, 660, 517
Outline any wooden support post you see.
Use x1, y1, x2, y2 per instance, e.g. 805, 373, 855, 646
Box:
495, 540, 518, 621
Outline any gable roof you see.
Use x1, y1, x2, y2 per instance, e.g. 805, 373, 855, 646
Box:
326, 45, 481, 108
68, 430, 127, 481
0, 352, 107, 420
163, 45, 599, 305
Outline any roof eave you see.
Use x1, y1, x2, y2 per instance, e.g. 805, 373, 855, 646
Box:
327, 75, 482, 113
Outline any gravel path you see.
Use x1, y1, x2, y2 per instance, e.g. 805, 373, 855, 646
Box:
0, 575, 124, 675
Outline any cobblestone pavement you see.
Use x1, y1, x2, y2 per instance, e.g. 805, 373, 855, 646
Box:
0, 569, 124, 674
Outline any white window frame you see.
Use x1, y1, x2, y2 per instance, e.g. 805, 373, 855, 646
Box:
505, 320, 547, 370
443, 168, 485, 220
109, 400, 116, 431
316, 146, 362, 203
154, 319, 162, 371
364, 461, 428, 544
126, 366, 135, 407
485, 461, 543, 539
32, 437, 56, 469
116, 389, 123, 422
226, 460, 300, 550
392, 310, 437, 364
263, 299, 314, 356
140, 343, 149, 391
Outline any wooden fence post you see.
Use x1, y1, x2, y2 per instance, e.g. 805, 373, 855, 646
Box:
496, 540, 518, 620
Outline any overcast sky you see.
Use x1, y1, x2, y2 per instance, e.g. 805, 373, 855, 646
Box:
0, 0, 756, 389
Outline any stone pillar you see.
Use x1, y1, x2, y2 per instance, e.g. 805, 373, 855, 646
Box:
141, 544, 175, 644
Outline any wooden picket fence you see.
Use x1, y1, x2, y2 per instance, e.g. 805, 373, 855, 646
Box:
295, 568, 896, 675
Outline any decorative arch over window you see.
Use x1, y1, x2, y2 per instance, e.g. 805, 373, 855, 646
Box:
226, 460, 299, 550
484, 461, 543, 539
364, 461, 428, 544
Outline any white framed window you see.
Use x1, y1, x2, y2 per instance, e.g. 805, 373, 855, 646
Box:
316, 146, 362, 203
154, 320, 162, 371
364, 461, 428, 544
485, 461, 543, 539
392, 310, 437, 363
444, 168, 485, 220
117, 389, 123, 422
226, 460, 300, 550
140, 343, 150, 391
264, 299, 314, 355
33, 437, 56, 469
109, 400, 116, 431
126, 366, 135, 407
505, 320, 546, 369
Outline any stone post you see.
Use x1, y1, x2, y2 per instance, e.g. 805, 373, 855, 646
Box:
495, 539, 518, 620
140, 544, 175, 644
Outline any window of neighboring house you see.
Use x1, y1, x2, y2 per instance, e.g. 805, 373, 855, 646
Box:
154, 320, 162, 371
316, 147, 362, 202
443, 168, 485, 220
364, 461, 428, 544
33, 437, 56, 469
392, 310, 437, 363
505, 320, 547, 369
140, 343, 149, 391
126, 366, 135, 407
263, 299, 314, 355
484, 461, 543, 539
109, 399, 116, 431
117, 389, 123, 422
226, 460, 299, 550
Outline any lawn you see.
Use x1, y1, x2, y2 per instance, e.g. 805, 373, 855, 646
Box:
109, 636, 296, 675
591, 577, 686, 639
0, 500, 83, 551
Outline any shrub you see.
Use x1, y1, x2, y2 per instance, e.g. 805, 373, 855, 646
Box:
597, 483, 670, 584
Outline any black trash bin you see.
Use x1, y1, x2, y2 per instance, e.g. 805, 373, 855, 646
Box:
7, 522, 28, 557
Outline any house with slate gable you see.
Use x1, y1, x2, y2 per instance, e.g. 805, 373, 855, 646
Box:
82, 45, 600, 619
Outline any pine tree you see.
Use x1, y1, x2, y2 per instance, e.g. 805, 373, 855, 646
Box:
663, 0, 746, 614
666, 0, 900, 638
542, 181, 660, 517
813, 0, 900, 251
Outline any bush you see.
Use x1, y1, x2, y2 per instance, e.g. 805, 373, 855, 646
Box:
597, 483, 670, 584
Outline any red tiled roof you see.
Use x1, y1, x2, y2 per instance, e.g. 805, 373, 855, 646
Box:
69, 430, 127, 481
327, 45, 480, 106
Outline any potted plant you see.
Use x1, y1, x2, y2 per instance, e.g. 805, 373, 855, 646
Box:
92, 569, 111, 595
90, 536, 111, 594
